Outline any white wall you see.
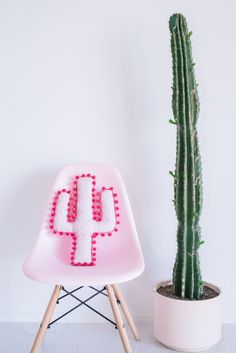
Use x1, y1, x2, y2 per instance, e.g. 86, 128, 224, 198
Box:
0, 0, 235, 323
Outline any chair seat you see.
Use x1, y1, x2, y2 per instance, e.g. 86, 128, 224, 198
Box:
23, 164, 144, 286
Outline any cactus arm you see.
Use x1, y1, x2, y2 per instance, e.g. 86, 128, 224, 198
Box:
52, 191, 73, 233
94, 190, 116, 233
169, 14, 203, 299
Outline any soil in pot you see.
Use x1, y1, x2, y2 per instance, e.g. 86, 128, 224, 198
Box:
157, 284, 219, 300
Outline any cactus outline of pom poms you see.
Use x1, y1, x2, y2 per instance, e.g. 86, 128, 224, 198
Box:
49, 174, 120, 266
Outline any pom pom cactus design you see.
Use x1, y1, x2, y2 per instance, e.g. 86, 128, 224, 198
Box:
169, 14, 203, 299
49, 174, 120, 266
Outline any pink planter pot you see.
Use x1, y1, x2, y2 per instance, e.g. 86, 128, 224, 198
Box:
153, 281, 222, 352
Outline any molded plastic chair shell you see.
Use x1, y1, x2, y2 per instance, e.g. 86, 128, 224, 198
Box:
23, 164, 145, 286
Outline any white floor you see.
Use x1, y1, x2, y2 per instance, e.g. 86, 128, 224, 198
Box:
0, 323, 235, 353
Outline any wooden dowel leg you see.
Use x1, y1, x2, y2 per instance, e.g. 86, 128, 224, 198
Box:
112, 284, 140, 341
30, 285, 62, 353
106, 284, 132, 353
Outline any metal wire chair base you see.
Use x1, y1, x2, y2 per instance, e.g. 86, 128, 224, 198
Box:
47, 286, 119, 329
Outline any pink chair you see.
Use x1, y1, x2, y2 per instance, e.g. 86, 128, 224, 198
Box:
23, 164, 145, 353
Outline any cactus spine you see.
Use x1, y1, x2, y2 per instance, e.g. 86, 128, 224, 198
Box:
169, 14, 203, 299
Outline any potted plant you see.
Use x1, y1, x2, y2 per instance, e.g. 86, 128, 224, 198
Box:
153, 13, 221, 352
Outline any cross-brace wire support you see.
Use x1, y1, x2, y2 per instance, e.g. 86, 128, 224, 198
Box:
47, 286, 118, 329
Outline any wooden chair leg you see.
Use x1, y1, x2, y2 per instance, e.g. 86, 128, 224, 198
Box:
106, 285, 132, 353
30, 285, 62, 353
112, 284, 140, 341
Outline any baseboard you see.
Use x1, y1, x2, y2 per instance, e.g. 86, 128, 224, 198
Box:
222, 314, 236, 323
0, 312, 150, 323
0, 312, 235, 324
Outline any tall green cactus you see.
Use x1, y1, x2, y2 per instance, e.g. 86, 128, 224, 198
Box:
169, 14, 203, 299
